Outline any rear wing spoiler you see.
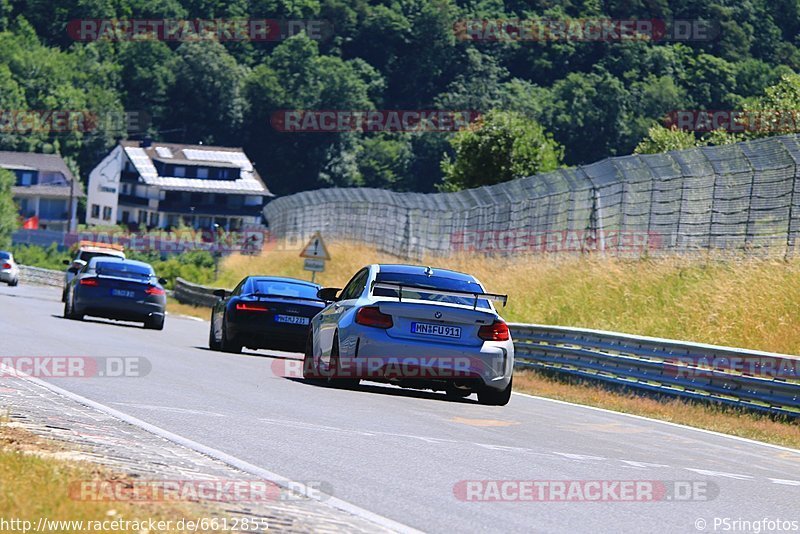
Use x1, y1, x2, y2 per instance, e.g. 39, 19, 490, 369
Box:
78, 240, 125, 253
371, 281, 508, 309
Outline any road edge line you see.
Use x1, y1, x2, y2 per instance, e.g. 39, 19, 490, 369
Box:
16, 372, 422, 534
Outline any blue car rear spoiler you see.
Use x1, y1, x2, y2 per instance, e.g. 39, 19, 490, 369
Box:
370, 281, 508, 309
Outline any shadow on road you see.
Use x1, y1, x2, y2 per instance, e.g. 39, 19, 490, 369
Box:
284, 376, 480, 404
51, 314, 145, 329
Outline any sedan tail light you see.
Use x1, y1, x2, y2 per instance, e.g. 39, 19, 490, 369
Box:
478, 320, 510, 341
236, 302, 270, 312
1, 263, 10, 269
145, 286, 165, 296
355, 306, 393, 329
79, 278, 99, 286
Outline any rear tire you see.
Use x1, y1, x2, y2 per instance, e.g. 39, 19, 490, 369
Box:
145, 315, 165, 330
8, 278, 18, 287
63, 297, 82, 321
208, 318, 222, 351
220, 320, 242, 353
327, 333, 359, 388
477, 377, 513, 406
302, 330, 320, 379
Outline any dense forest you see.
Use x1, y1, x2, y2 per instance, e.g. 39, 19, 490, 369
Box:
0, 0, 798, 195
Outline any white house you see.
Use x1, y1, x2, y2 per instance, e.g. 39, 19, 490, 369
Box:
86, 140, 272, 230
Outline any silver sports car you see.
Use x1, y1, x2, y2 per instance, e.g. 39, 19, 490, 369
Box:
304, 264, 514, 405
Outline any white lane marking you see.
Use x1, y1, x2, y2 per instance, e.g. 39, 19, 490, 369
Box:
9, 369, 421, 534
620, 460, 671, 469
112, 402, 225, 417
685, 468, 754, 480
769, 478, 800, 485
511, 391, 800, 454
553, 452, 606, 461
166, 313, 205, 322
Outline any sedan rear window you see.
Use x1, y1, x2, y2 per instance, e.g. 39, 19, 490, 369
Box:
95, 262, 154, 279
251, 280, 319, 299
0, 251, 10, 260
373, 273, 490, 308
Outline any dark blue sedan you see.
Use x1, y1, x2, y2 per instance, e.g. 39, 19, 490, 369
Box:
63, 257, 167, 330
209, 276, 324, 353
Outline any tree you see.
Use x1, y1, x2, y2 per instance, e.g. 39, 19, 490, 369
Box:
440, 110, 563, 191
634, 125, 700, 154
0, 168, 18, 248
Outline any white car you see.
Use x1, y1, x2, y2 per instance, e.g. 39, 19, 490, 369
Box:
0, 251, 19, 286
62, 241, 125, 301
304, 264, 514, 405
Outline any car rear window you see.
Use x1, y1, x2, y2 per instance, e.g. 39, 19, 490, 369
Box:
95, 261, 154, 279
373, 272, 490, 308
251, 280, 319, 299
79, 251, 121, 262
0, 251, 10, 260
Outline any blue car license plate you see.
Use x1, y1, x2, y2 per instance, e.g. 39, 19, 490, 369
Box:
411, 322, 461, 338
111, 289, 135, 298
275, 315, 309, 325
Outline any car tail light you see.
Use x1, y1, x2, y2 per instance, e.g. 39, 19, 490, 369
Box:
478, 321, 510, 341
1, 263, 10, 269
236, 302, 270, 312
79, 278, 99, 286
145, 286, 165, 296
355, 306, 393, 329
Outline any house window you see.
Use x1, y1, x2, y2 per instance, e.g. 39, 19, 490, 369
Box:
138, 210, 147, 224
149, 212, 159, 227
174, 166, 186, 177
91, 204, 100, 218
197, 167, 208, 179
103, 207, 112, 221
17, 171, 35, 186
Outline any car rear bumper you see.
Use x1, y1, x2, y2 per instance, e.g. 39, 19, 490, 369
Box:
228, 321, 309, 351
337, 327, 514, 390
0, 269, 17, 282
75, 294, 165, 322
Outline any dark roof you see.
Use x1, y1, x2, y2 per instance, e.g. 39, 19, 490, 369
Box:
0, 150, 84, 197
0, 151, 76, 180
376, 264, 476, 281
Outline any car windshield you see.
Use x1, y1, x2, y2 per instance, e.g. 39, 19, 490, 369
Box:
249, 280, 319, 299
373, 272, 491, 308
95, 261, 154, 280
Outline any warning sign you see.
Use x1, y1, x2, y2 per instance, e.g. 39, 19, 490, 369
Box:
299, 232, 331, 260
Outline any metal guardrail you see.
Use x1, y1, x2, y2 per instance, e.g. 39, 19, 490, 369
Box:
171, 278, 800, 417
511, 323, 800, 418
18, 265, 64, 287
173, 277, 224, 307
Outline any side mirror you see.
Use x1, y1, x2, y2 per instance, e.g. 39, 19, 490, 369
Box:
213, 289, 228, 298
62, 259, 70, 266
317, 287, 341, 302
158, 277, 168, 286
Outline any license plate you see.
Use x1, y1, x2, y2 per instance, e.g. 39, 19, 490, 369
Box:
275, 315, 309, 325
411, 322, 461, 338
111, 289, 135, 298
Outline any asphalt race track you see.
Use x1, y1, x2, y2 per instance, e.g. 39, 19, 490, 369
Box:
2, 284, 799, 533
